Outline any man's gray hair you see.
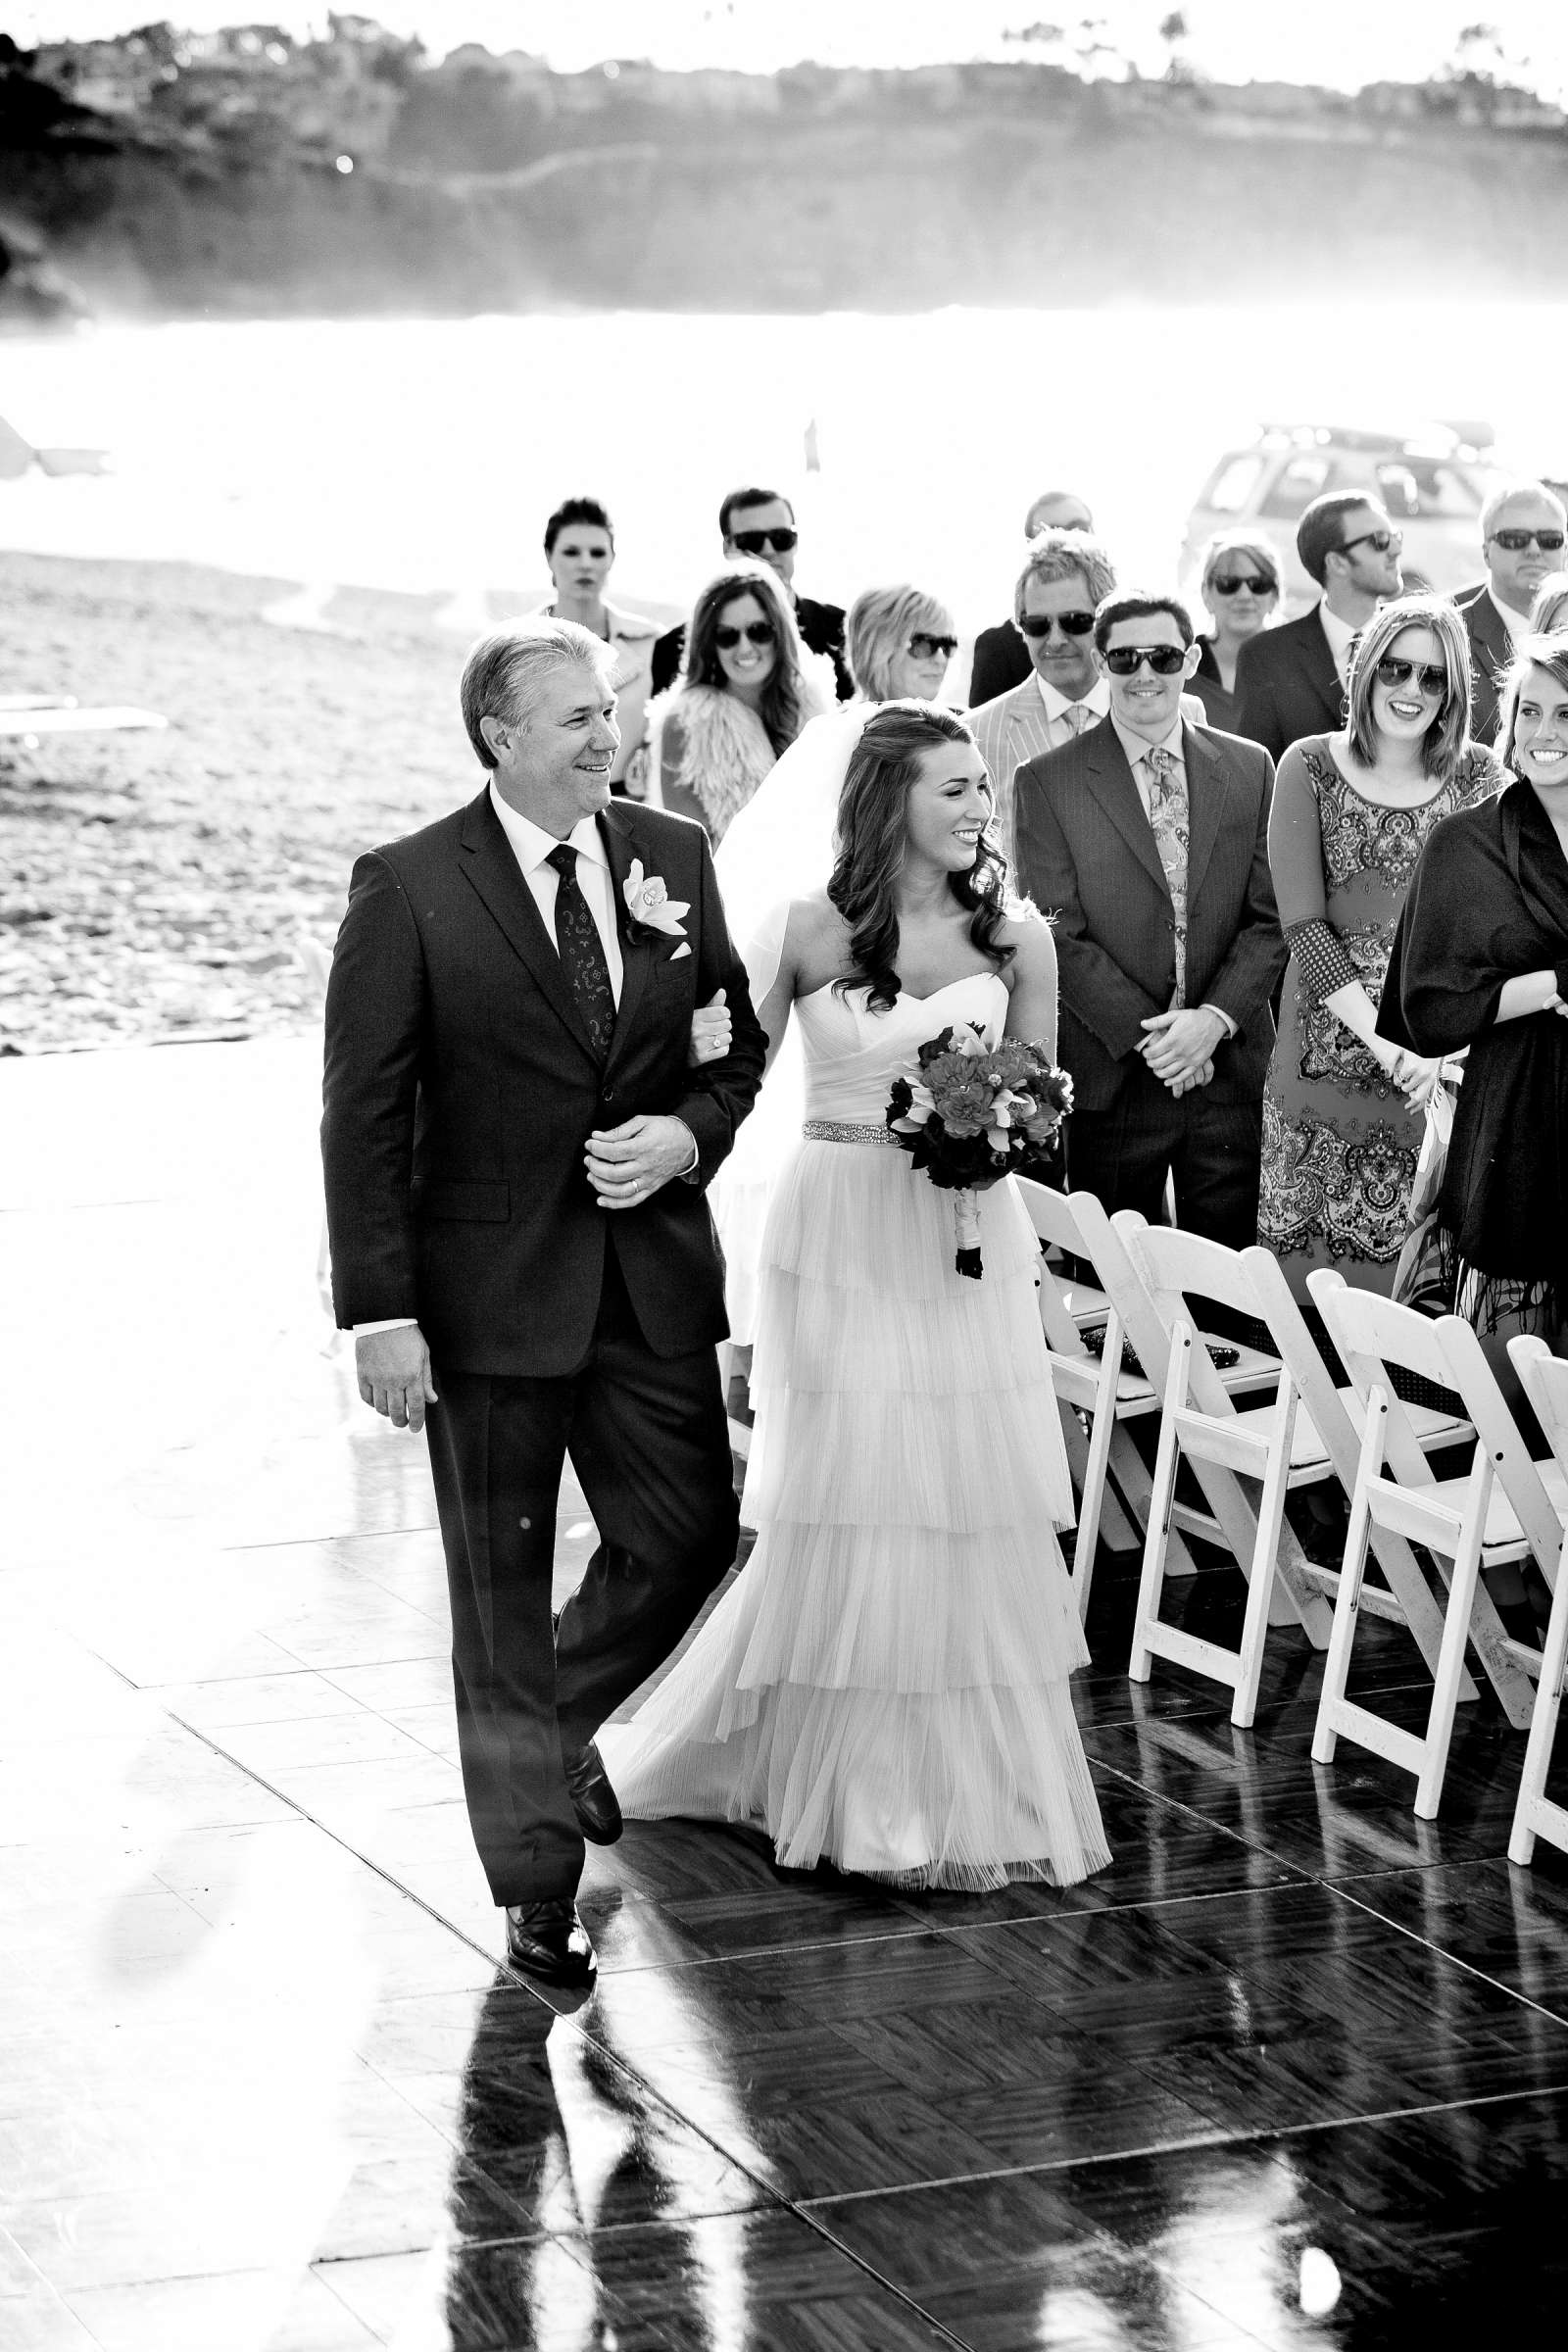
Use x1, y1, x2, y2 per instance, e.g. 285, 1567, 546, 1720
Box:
460, 616, 617, 768
1480, 478, 1568, 542
1013, 527, 1117, 629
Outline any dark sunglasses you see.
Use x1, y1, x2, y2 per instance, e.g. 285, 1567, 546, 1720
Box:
728, 527, 799, 555
1339, 529, 1398, 556
1102, 645, 1189, 677
1374, 655, 1447, 697
714, 620, 776, 650
1210, 573, 1278, 598
1490, 527, 1566, 553
1018, 610, 1097, 638
906, 631, 958, 661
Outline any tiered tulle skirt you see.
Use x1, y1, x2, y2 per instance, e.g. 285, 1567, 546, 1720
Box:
605, 1139, 1110, 1891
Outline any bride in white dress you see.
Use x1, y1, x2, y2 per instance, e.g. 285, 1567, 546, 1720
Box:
603, 702, 1108, 1892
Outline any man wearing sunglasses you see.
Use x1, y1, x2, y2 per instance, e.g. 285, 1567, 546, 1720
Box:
650, 485, 852, 699
969, 526, 1118, 859
1013, 591, 1286, 1250
1453, 480, 1568, 743
1234, 491, 1402, 762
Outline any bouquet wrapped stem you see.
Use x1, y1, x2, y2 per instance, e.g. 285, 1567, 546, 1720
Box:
885, 1022, 1073, 1279
954, 1186, 983, 1281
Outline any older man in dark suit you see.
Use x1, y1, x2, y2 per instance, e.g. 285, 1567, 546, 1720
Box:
322, 618, 766, 1986
1452, 479, 1568, 743
1013, 590, 1286, 1246
1234, 491, 1403, 760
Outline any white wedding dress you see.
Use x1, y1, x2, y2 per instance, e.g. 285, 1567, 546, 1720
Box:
604, 970, 1109, 1892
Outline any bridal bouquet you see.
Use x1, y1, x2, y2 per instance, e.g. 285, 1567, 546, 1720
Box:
885, 1023, 1072, 1278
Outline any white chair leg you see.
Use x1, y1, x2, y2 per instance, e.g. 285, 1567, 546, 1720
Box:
1128, 1329, 1190, 1686
1413, 1452, 1494, 1821
1510, 1547, 1568, 1866
1230, 1382, 1299, 1731
1312, 1391, 1386, 1766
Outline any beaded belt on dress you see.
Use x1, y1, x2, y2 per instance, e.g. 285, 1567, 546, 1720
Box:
802, 1118, 899, 1147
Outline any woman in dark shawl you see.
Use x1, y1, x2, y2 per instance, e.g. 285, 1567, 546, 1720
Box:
1381, 629, 1568, 1354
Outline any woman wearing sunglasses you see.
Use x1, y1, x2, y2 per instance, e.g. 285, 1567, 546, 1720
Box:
1259, 594, 1501, 1313
1190, 533, 1282, 732
846, 583, 959, 703
646, 562, 835, 847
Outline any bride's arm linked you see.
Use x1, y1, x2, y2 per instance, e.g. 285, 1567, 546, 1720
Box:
1003, 909, 1059, 1063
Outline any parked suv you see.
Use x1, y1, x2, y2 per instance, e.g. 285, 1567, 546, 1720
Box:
1179, 421, 1501, 614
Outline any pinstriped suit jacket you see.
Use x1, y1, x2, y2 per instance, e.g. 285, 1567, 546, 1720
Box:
968, 678, 1063, 867
1011, 715, 1287, 1113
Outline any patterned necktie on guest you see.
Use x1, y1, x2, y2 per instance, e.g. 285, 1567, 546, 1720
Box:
1062, 701, 1092, 739
1143, 745, 1190, 1009
546, 843, 615, 1061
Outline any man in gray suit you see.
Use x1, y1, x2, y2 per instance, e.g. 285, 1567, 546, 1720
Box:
1452, 479, 1567, 743
969, 526, 1117, 861
1012, 590, 1286, 1247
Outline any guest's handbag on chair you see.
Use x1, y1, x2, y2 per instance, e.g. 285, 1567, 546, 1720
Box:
1392, 1087, 1455, 1317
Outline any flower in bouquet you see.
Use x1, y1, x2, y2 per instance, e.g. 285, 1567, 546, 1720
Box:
886, 1021, 1072, 1277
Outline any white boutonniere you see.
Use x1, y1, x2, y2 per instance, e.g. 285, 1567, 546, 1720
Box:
623, 860, 691, 957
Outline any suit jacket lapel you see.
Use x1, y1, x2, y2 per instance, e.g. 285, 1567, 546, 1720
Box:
1007, 681, 1049, 769
1303, 606, 1344, 723
598, 802, 656, 1066
1182, 723, 1225, 903
458, 789, 599, 1060
1083, 719, 1168, 893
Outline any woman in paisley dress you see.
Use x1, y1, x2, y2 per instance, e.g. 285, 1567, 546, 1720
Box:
604, 703, 1108, 1893
1258, 595, 1502, 1311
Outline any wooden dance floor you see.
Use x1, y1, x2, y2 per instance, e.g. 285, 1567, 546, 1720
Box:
4, 1036, 1568, 2349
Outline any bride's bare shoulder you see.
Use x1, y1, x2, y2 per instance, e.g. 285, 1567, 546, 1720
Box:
784, 892, 852, 991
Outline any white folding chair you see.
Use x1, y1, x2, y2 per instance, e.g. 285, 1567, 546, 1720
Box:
1308, 1273, 1560, 1816
1017, 1178, 1162, 1617
1240, 1247, 1478, 1699
1505, 1338, 1568, 1867
1116, 1221, 1344, 1725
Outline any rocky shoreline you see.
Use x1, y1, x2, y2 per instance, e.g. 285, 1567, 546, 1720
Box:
0, 553, 502, 1053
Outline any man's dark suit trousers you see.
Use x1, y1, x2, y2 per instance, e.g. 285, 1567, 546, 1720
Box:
424, 1249, 738, 1907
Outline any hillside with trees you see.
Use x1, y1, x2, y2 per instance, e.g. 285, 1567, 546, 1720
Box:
2, 17, 1565, 319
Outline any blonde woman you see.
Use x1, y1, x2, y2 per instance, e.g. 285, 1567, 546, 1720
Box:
1190, 532, 1282, 732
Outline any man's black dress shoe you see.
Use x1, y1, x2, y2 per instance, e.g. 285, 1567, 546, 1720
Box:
505, 1899, 597, 1985
564, 1741, 623, 1845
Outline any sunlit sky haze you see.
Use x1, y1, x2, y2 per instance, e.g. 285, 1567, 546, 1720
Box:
10, 2, 1568, 98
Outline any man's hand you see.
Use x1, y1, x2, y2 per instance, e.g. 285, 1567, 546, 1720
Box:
1168, 1058, 1215, 1099
585, 1114, 697, 1208
687, 989, 731, 1067
356, 1326, 437, 1433
1140, 1006, 1228, 1089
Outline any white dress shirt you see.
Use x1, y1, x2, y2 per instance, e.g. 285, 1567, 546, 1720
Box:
1034, 670, 1111, 747
354, 789, 691, 1340
1319, 602, 1360, 687
1109, 713, 1237, 1039
486, 784, 626, 1001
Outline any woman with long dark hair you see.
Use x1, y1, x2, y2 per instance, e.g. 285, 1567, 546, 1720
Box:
604, 703, 1108, 1892
645, 562, 835, 843
1382, 631, 1568, 1375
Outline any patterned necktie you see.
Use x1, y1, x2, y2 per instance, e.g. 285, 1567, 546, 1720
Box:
1144, 746, 1190, 1009
546, 843, 615, 1060
1062, 701, 1092, 738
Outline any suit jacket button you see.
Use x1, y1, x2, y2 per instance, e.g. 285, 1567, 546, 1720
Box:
601, 1090, 615, 1110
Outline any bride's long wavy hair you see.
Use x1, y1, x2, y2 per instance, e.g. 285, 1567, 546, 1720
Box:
828, 702, 1014, 1013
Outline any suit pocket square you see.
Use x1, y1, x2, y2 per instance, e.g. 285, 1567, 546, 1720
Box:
668, 942, 692, 960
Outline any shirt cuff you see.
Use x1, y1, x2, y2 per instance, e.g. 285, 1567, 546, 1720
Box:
354, 1318, 418, 1337
1199, 1003, 1239, 1040
672, 1119, 701, 1184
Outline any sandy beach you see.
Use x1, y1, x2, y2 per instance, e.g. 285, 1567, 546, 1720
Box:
0, 553, 522, 1053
